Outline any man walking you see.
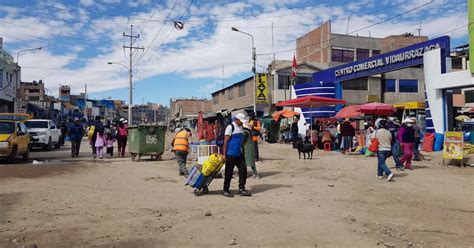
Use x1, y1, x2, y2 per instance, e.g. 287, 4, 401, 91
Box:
248, 111, 261, 161
171, 127, 191, 177
388, 117, 404, 170
69, 118, 83, 157
411, 117, 422, 161
223, 113, 251, 197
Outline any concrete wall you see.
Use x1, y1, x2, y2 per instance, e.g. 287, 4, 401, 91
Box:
342, 76, 381, 105
212, 77, 254, 112
383, 67, 425, 104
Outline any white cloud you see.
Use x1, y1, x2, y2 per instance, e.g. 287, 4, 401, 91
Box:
80, 0, 95, 7
102, 0, 121, 3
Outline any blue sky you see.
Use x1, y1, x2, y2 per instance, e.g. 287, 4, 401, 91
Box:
0, 0, 469, 106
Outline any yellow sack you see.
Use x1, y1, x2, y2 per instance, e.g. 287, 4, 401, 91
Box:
87, 125, 95, 141
201, 154, 224, 176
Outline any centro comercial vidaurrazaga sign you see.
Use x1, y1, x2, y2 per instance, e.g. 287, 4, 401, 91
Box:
313, 36, 450, 82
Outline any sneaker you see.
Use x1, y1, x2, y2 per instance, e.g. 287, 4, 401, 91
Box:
386, 173, 394, 182
239, 189, 252, 197
223, 191, 234, 197
252, 174, 261, 179
396, 167, 405, 171
71, 154, 75, 158
376, 176, 384, 179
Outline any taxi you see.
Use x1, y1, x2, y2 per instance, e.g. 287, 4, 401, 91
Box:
0, 113, 31, 162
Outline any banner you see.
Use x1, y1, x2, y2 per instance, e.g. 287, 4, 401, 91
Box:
443, 131, 464, 160
256, 73, 268, 104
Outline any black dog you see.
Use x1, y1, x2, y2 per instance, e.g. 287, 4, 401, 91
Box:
297, 141, 314, 160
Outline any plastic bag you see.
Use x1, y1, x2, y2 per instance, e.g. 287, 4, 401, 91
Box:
201, 154, 225, 176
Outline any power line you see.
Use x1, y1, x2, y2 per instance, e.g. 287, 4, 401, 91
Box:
257, 0, 435, 56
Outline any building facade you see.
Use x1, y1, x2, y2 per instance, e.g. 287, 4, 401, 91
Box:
296, 21, 428, 105
169, 98, 212, 128
0, 38, 21, 112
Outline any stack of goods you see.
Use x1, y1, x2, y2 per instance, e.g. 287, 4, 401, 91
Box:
185, 154, 225, 195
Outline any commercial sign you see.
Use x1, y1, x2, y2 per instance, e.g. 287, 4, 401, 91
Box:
256, 73, 268, 104
443, 131, 464, 161
313, 36, 450, 82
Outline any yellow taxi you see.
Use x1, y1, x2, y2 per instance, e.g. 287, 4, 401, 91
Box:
0, 113, 31, 162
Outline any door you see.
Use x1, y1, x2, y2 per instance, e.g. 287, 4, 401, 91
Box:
16, 122, 28, 153
50, 122, 60, 143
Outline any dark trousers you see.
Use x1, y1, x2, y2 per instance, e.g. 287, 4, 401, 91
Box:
223, 155, 247, 191
106, 146, 113, 157
71, 139, 81, 156
413, 137, 421, 160
117, 136, 127, 156
253, 139, 259, 161
91, 138, 96, 155
175, 150, 189, 174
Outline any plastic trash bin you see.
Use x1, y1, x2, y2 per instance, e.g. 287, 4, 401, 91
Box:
128, 125, 166, 161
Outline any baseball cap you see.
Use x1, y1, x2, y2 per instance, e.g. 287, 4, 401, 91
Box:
403, 118, 414, 123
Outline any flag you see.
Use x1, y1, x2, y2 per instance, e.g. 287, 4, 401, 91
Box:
290, 54, 298, 86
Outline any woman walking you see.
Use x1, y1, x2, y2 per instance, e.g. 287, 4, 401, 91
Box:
95, 129, 105, 159
371, 120, 394, 182
243, 122, 259, 179
398, 118, 415, 170
117, 119, 128, 157
340, 118, 355, 154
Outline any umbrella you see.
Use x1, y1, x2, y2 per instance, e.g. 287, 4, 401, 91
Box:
276, 95, 346, 108
455, 115, 470, 122
360, 102, 396, 116
272, 109, 300, 121
335, 105, 363, 119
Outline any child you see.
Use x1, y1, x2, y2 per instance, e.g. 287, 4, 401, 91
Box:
105, 128, 116, 158
95, 129, 105, 159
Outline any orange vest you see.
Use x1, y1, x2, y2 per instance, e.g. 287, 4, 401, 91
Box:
174, 130, 190, 152
249, 119, 261, 142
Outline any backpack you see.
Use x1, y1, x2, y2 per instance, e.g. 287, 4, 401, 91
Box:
216, 124, 235, 146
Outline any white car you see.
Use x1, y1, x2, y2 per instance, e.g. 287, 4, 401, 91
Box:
25, 119, 62, 151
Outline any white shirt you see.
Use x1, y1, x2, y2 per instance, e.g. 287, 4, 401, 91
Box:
224, 121, 243, 136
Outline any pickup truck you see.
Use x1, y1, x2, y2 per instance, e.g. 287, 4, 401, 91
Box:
25, 119, 62, 151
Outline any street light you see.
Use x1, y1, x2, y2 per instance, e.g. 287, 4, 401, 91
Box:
15, 46, 42, 113
232, 27, 256, 114
107, 61, 133, 123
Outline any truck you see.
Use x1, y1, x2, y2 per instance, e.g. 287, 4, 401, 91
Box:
25, 119, 62, 151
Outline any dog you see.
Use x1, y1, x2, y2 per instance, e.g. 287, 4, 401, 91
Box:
296, 141, 314, 160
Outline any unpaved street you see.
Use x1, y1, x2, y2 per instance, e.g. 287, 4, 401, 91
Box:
0, 141, 473, 247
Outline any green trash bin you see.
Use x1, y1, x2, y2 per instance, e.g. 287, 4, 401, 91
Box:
127, 125, 166, 161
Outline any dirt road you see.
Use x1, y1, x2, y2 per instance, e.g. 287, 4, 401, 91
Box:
0, 142, 473, 247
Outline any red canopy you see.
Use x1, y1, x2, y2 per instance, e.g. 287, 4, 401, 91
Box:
276, 96, 346, 108
360, 102, 396, 116
335, 105, 363, 119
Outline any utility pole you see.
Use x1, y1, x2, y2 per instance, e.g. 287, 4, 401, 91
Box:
416, 21, 422, 36
123, 25, 144, 124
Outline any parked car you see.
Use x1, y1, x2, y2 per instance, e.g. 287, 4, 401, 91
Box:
0, 113, 31, 162
26, 119, 62, 151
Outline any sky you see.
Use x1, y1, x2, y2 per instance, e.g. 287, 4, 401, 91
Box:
0, 0, 469, 106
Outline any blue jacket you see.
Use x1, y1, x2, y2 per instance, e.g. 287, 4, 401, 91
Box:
68, 124, 84, 141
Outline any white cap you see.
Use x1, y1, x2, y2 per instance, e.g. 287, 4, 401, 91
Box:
235, 113, 247, 122
119, 118, 125, 121
403, 118, 414, 123
123, 120, 128, 124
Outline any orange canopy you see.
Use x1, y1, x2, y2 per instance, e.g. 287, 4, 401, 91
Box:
272, 109, 300, 121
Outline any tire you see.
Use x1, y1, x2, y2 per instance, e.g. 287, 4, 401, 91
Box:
8, 146, 17, 163
22, 145, 30, 162
54, 136, 61, 149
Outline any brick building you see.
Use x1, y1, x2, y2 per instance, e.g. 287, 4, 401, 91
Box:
296, 21, 428, 105
169, 98, 212, 128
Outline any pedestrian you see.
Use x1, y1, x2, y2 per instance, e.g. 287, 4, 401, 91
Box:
411, 117, 422, 161
248, 111, 261, 161
105, 127, 116, 158
243, 121, 259, 179
291, 116, 299, 145
171, 127, 191, 177
222, 113, 252, 197
88, 116, 103, 158
60, 122, 67, 147
388, 117, 404, 170
398, 118, 415, 170
371, 119, 395, 182
95, 128, 105, 159
68, 118, 83, 157
117, 119, 128, 157
340, 118, 355, 154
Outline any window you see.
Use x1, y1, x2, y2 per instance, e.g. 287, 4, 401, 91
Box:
239, 83, 246, 97
384, 79, 396, 92
342, 78, 368, 91
357, 49, 370, 60
399, 79, 418, 93
332, 48, 354, 63
278, 75, 290, 89
372, 50, 381, 56
213, 95, 219, 105
228, 88, 234, 100
296, 75, 313, 85
465, 90, 474, 103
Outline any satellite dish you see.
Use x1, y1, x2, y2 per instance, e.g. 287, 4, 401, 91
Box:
174, 21, 184, 30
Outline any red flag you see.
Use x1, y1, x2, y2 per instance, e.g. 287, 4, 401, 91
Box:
290, 54, 298, 85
